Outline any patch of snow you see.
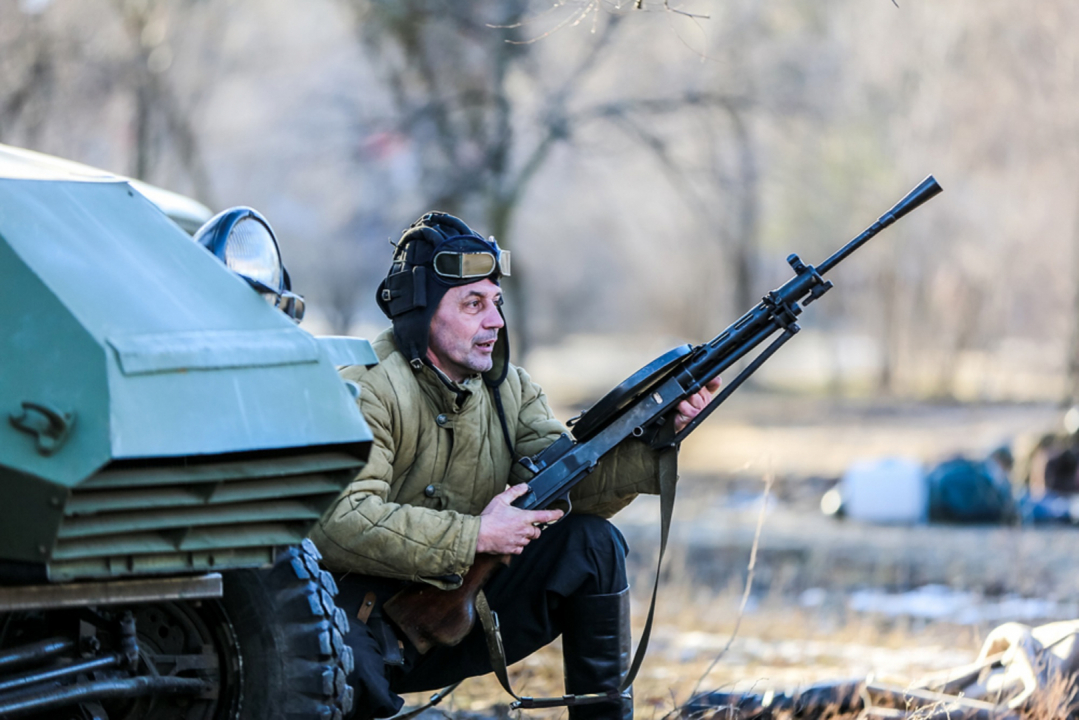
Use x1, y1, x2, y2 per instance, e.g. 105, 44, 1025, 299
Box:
847, 584, 1079, 625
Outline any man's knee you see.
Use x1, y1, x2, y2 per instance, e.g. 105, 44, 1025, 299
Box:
549, 514, 629, 595
556, 515, 625, 557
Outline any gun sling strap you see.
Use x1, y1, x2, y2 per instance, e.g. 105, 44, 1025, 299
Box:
479, 441, 679, 711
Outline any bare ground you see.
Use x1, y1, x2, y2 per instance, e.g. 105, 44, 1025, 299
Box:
398, 395, 1076, 719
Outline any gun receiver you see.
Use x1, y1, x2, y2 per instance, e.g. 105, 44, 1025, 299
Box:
385, 176, 942, 652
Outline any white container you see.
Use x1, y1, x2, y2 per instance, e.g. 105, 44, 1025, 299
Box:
840, 457, 927, 524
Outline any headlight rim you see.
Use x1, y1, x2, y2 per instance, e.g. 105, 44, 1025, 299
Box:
194, 206, 282, 288
192, 206, 305, 323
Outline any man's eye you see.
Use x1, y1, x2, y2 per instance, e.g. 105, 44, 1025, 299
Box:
494, 296, 504, 308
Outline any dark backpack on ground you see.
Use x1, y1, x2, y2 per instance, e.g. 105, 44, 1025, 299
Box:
926, 457, 1014, 523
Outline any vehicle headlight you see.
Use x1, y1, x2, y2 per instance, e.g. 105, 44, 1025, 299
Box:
193, 206, 305, 322
222, 216, 283, 292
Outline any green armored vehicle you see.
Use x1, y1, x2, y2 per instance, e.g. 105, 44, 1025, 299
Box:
0, 145, 373, 719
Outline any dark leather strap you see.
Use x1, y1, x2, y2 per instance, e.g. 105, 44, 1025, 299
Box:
479, 435, 680, 710
622, 441, 677, 690
477, 591, 626, 709
356, 591, 378, 624
388, 681, 462, 720
492, 386, 519, 460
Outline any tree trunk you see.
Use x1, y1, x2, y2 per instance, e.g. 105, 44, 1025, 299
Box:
486, 197, 530, 363
876, 258, 900, 396
727, 106, 760, 317
1067, 176, 1079, 405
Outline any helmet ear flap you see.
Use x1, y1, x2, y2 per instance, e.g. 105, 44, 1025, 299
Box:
378, 224, 441, 321
377, 266, 428, 319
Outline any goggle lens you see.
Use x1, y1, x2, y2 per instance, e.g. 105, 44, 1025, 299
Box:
433, 250, 511, 279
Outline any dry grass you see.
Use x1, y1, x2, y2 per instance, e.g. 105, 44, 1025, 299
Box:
395, 584, 985, 720
393, 396, 1078, 720
395, 506, 998, 720
393, 519, 1076, 717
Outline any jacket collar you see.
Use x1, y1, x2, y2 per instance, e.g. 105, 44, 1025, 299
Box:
418, 361, 477, 411
376, 327, 478, 411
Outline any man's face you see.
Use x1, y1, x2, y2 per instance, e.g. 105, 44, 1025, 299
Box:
426, 279, 505, 382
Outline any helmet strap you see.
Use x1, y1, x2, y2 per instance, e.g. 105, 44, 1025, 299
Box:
482, 304, 510, 389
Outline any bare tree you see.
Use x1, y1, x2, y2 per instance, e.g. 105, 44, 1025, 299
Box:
109, 0, 220, 204
337, 0, 740, 352
0, 7, 57, 147
0, 0, 223, 205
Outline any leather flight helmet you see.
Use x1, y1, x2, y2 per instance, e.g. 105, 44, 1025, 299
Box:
376, 211, 511, 387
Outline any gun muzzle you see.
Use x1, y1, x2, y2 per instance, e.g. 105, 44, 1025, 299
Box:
886, 175, 943, 224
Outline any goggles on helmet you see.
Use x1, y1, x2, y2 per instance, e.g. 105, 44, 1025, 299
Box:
432, 242, 510, 280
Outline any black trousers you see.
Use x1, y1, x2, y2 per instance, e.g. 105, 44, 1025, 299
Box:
336, 514, 629, 719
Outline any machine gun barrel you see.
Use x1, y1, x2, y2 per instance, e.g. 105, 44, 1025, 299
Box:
666, 175, 942, 441
672, 176, 942, 396
818, 176, 942, 275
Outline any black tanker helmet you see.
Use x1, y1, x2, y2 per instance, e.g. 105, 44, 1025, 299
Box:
376, 211, 511, 387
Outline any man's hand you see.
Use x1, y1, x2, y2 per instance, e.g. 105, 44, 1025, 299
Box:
476, 483, 564, 555
673, 376, 723, 433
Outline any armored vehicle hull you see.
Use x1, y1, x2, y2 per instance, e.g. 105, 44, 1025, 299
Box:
0, 145, 372, 719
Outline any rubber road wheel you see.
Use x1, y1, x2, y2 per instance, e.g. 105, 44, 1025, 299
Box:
219, 539, 355, 720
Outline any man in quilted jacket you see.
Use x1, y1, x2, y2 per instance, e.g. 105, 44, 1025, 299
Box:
310, 212, 718, 720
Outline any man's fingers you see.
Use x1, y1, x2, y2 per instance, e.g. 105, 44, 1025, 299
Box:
501, 483, 531, 501
676, 399, 698, 418
478, 485, 564, 556
534, 509, 563, 525
678, 378, 722, 418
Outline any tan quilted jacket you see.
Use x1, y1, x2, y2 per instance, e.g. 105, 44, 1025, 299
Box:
309, 329, 661, 588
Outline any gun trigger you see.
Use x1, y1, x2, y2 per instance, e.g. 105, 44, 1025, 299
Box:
538, 493, 572, 528
554, 494, 572, 522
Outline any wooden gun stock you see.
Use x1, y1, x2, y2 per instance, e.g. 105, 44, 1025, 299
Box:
383, 553, 507, 653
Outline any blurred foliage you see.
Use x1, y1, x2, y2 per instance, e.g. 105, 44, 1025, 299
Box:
4, 0, 1079, 401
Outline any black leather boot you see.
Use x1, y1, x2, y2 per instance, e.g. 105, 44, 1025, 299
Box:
561, 586, 633, 720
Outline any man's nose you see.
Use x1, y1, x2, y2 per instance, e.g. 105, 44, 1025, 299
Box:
483, 304, 504, 329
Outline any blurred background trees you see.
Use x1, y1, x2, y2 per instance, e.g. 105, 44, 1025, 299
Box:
5, 0, 1079, 404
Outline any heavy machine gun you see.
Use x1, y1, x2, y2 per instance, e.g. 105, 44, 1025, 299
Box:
386, 176, 944, 654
